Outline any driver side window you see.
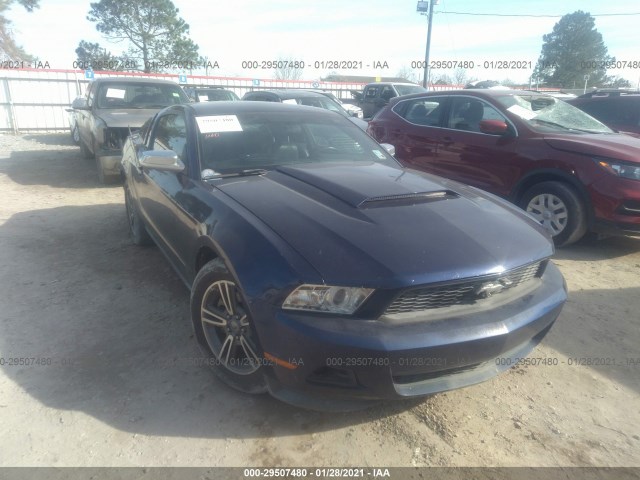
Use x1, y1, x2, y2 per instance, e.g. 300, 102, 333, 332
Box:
448, 97, 507, 133
152, 113, 188, 163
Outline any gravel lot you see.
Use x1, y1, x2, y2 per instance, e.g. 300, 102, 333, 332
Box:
0, 133, 639, 469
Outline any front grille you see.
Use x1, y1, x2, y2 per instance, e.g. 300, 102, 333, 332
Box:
384, 261, 544, 315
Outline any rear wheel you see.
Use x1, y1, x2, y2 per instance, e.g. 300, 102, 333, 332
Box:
520, 181, 587, 247
190, 259, 268, 394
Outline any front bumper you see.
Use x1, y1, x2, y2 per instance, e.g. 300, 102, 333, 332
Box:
96, 151, 123, 175
589, 175, 640, 236
257, 262, 566, 410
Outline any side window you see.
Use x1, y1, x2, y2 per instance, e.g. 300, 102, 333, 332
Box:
448, 97, 507, 132
395, 97, 447, 126
380, 86, 395, 101
86, 83, 95, 107
152, 113, 187, 163
580, 101, 617, 124
365, 87, 379, 99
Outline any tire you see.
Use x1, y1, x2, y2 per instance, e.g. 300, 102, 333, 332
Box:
190, 259, 268, 394
124, 186, 153, 246
520, 181, 588, 247
71, 125, 80, 145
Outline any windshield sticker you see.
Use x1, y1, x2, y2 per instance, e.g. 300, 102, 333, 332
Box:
105, 88, 126, 99
198, 94, 210, 102
196, 115, 243, 133
507, 104, 537, 120
172, 92, 180, 97
283, 99, 298, 105
372, 149, 387, 160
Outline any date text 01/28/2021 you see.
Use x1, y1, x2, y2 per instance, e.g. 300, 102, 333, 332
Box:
243, 468, 391, 478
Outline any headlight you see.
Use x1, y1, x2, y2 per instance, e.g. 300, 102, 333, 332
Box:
282, 285, 374, 315
596, 159, 640, 181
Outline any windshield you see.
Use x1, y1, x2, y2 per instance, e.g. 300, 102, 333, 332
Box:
96, 82, 190, 109
197, 111, 395, 175
497, 94, 613, 134
395, 85, 428, 96
284, 96, 350, 118
196, 90, 239, 102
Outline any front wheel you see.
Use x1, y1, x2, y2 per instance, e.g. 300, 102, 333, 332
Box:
520, 181, 587, 247
190, 259, 268, 394
70, 124, 80, 145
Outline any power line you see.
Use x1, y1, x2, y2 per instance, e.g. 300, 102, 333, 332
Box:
435, 11, 640, 18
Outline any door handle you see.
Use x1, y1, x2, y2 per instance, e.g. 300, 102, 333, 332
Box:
441, 136, 454, 145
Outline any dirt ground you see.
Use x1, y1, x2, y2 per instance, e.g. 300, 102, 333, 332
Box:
0, 133, 639, 468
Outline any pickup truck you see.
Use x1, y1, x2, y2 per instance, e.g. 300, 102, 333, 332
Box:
351, 82, 427, 120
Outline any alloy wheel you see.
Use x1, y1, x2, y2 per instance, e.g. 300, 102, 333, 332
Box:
200, 280, 261, 375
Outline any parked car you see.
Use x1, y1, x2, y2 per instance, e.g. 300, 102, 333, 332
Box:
307, 89, 364, 118
121, 101, 566, 410
367, 89, 640, 246
183, 86, 240, 102
567, 89, 640, 136
242, 89, 368, 131
351, 82, 427, 120
71, 77, 190, 184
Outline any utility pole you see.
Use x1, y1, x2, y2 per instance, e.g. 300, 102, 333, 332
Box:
417, 1, 437, 90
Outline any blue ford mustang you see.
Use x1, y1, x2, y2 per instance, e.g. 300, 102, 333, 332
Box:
121, 101, 567, 410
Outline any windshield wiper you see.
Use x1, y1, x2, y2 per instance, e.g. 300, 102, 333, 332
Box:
204, 169, 268, 179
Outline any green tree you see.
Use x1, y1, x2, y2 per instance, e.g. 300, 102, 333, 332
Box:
603, 76, 632, 88
0, 0, 39, 61
536, 11, 613, 88
74, 40, 124, 70
86, 0, 199, 73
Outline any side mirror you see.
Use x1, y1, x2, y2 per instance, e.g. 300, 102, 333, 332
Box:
380, 143, 396, 156
479, 119, 509, 135
140, 150, 185, 172
130, 132, 145, 148
71, 97, 89, 110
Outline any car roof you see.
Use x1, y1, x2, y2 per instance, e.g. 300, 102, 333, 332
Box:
390, 88, 553, 103
243, 89, 331, 100
367, 82, 420, 86
183, 100, 343, 117
90, 77, 180, 85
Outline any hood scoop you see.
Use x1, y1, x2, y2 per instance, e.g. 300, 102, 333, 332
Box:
358, 190, 458, 209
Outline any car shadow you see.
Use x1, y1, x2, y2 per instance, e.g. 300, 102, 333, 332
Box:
0, 204, 424, 440
0, 149, 114, 189
554, 234, 640, 261
1, 203, 639, 440
22, 133, 75, 147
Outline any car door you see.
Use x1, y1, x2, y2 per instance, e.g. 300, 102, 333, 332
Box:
434, 96, 520, 197
384, 96, 449, 173
362, 85, 381, 119
76, 82, 95, 148
136, 109, 203, 280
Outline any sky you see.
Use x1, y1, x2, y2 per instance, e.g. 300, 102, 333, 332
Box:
7, 0, 640, 88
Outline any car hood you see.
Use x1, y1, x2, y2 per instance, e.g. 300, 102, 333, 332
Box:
544, 133, 640, 163
95, 109, 161, 128
215, 163, 553, 288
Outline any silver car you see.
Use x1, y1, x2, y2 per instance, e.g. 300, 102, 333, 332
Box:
71, 77, 190, 183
